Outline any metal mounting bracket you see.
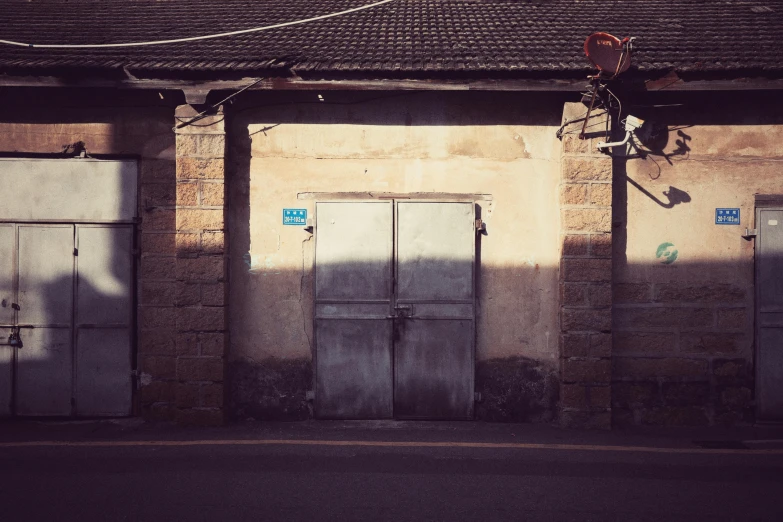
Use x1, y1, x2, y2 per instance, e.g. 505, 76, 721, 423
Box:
742, 228, 757, 241
182, 88, 211, 105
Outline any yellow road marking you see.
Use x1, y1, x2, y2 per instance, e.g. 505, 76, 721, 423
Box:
0, 438, 782, 455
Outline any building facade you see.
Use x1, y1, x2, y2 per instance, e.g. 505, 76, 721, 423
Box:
0, 0, 782, 428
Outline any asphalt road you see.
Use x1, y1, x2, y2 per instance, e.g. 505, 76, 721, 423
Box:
1, 434, 782, 522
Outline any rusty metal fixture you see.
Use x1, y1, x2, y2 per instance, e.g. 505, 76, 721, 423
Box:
584, 32, 632, 79
579, 32, 634, 139
579, 76, 602, 139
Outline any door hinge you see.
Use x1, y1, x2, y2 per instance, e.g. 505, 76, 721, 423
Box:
306, 390, 315, 401
475, 219, 486, 233
742, 228, 757, 241
73, 248, 79, 256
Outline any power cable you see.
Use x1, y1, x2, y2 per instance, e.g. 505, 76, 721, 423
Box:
0, 0, 397, 49
174, 77, 265, 130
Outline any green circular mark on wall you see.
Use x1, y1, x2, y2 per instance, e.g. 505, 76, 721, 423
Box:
656, 242, 678, 264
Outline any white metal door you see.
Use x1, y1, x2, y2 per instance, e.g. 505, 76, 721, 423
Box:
0, 223, 134, 417
16, 225, 74, 416
394, 202, 475, 419
756, 208, 783, 421
314, 200, 476, 420
0, 224, 14, 416
0, 159, 137, 418
314, 202, 394, 419
75, 225, 133, 416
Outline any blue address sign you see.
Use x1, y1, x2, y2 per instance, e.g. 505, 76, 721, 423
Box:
715, 208, 740, 225
283, 208, 307, 225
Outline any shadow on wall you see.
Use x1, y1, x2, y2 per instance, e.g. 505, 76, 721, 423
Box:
225, 243, 562, 422
611, 260, 756, 427
3, 226, 134, 418
0, 183, 136, 419
221, 89, 777, 426
221, 251, 758, 427
605, 90, 783, 426
0, 88, 178, 419
229, 354, 560, 423
224, 90, 567, 422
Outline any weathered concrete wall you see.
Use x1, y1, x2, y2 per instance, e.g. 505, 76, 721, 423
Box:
612, 93, 783, 426
228, 91, 566, 421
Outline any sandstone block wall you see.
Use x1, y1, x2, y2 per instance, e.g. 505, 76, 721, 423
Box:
172, 105, 227, 425
558, 103, 613, 429
139, 105, 228, 425
612, 282, 752, 425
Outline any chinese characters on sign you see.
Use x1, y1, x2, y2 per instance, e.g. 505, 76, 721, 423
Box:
715, 208, 740, 225
283, 208, 307, 225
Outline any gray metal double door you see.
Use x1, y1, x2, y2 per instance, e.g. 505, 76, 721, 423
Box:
756, 207, 783, 421
315, 201, 476, 419
0, 224, 133, 417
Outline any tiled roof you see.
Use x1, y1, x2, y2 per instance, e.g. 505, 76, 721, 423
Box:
1, 0, 782, 79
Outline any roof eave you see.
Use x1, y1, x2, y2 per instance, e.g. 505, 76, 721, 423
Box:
2, 73, 783, 95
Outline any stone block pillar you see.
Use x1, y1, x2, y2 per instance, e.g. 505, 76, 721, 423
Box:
558, 103, 613, 429
171, 104, 227, 425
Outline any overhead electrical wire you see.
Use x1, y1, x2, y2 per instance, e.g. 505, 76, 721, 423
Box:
0, 0, 398, 49
173, 77, 266, 129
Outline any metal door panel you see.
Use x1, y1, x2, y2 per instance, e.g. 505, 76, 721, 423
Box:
756, 208, 783, 420
759, 210, 783, 311
394, 202, 476, 419
395, 319, 473, 419
315, 319, 393, 419
759, 313, 783, 328
75, 225, 133, 416
316, 303, 389, 319
76, 226, 133, 325
0, 226, 14, 416
315, 202, 392, 301
0, 225, 16, 324
758, 328, 783, 419
16, 327, 72, 416
396, 202, 474, 302
15, 225, 74, 416
315, 201, 394, 419
0, 159, 137, 222
404, 303, 474, 319
75, 328, 132, 416
0, 327, 11, 416
18, 225, 74, 326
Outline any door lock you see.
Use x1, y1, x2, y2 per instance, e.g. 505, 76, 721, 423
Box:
394, 304, 413, 317
8, 326, 22, 348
